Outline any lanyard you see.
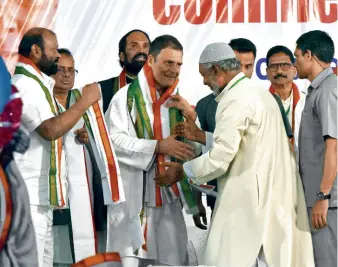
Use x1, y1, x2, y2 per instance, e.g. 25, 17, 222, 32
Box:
228, 75, 247, 91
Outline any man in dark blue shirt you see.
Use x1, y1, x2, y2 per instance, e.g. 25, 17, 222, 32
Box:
193, 38, 257, 229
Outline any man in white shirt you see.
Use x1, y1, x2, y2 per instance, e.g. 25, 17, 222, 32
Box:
266, 45, 305, 147
11, 27, 101, 267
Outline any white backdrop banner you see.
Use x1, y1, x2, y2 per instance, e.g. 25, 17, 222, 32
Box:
1, 0, 337, 104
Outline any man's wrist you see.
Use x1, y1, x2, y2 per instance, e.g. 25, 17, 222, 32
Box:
195, 130, 206, 145
185, 110, 197, 121
320, 186, 331, 195
317, 191, 331, 200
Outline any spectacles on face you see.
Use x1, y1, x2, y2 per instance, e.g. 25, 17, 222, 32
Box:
57, 67, 78, 75
267, 63, 293, 72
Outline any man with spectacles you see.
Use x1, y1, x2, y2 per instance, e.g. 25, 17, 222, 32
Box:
51, 48, 124, 265
294, 30, 337, 267
266, 45, 305, 148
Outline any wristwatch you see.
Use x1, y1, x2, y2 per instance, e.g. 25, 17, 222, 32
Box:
316, 191, 331, 200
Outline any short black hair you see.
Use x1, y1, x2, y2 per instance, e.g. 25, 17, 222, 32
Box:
266, 45, 295, 65
57, 48, 74, 58
118, 29, 151, 67
149, 35, 183, 59
229, 38, 257, 59
296, 30, 334, 63
18, 28, 56, 58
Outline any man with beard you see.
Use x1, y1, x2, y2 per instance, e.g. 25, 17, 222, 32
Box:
266, 45, 304, 148
192, 38, 257, 229
11, 27, 102, 267
155, 42, 314, 267
99, 29, 151, 113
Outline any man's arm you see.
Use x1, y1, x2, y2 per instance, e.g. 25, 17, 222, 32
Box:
311, 82, 337, 230
317, 85, 337, 195
183, 97, 253, 185
105, 90, 194, 171
36, 97, 91, 141
320, 138, 337, 195
37, 83, 101, 141
15, 76, 101, 141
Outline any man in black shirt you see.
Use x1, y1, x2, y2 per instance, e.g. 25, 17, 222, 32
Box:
99, 29, 151, 113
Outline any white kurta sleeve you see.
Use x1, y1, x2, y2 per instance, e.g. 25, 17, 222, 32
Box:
105, 89, 157, 171
183, 97, 253, 185
12, 76, 54, 132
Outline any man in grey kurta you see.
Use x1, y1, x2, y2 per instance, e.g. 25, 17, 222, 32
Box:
295, 30, 337, 267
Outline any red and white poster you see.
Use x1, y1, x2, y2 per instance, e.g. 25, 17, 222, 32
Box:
1, 0, 337, 103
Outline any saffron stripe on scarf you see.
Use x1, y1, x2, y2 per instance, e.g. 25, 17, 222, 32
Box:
127, 64, 197, 212
92, 102, 120, 202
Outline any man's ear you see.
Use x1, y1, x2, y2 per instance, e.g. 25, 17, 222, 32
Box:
211, 65, 221, 77
119, 52, 125, 64
31, 44, 42, 60
148, 54, 154, 67
304, 50, 312, 61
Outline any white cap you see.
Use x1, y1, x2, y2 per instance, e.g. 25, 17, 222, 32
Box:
199, 42, 236, 64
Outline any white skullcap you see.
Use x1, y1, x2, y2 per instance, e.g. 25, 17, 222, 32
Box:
199, 42, 236, 64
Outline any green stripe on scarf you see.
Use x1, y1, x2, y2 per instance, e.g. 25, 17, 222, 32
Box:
15, 66, 59, 206
71, 89, 95, 138
127, 78, 197, 213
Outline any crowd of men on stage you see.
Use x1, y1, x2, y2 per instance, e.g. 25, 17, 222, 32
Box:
0, 27, 337, 267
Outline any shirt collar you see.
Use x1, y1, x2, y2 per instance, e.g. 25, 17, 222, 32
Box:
215, 72, 245, 102
17, 55, 55, 90
310, 67, 333, 90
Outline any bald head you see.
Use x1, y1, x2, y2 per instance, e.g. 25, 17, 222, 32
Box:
18, 27, 60, 75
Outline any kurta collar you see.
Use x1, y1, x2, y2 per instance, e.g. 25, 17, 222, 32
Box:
215, 72, 245, 103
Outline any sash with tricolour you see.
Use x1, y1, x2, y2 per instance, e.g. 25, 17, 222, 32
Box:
14, 66, 65, 207
55, 89, 124, 262
126, 65, 198, 216
62, 89, 125, 206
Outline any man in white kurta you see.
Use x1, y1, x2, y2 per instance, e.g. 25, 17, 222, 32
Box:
12, 28, 102, 267
51, 49, 125, 265
105, 35, 200, 267
155, 43, 315, 267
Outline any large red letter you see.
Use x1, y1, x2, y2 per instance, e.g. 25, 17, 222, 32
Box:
314, 0, 337, 23
153, 0, 181, 25
216, 0, 229, 23
280, 0, 292, 22
184, 0, 212, 24
297, 0, 310, 22
232, 0, 244, 22
266, 0, 277, 22
248, 0, 261, 22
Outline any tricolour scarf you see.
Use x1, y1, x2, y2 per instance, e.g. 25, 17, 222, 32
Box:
269, 82, 300, 144
127, 64, 197, 214
112, 69, 127, 95
15, 66, 65, 207
56, 89, 124, 261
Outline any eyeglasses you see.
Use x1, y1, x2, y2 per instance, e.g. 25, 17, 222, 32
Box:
267, 63, 293, 71
57, 67, 78, 75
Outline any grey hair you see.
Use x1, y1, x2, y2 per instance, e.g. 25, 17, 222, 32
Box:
202, 58, 241, 72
